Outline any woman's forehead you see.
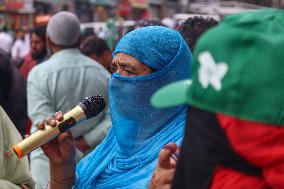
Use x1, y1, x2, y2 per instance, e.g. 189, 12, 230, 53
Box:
112, 52, 154, 74
113, 53, 142, 66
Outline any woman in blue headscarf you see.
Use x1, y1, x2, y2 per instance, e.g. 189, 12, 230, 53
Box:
41, 26, 192, 189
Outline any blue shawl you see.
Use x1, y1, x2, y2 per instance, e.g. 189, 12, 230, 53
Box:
75, 26, 192, 189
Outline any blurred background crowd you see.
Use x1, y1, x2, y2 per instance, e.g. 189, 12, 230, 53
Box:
1, 0, 284, 54
0, 0, 284, 163
0, 1, 284, 189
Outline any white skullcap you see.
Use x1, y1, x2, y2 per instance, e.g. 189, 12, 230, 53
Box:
47, 11, 81, 46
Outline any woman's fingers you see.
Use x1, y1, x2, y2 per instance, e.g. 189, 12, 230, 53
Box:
37, 121, 46, 130
46, 116, 57, 127
55, 111, 64, 121
37, 112, 65, 130
158, 142, 178, 169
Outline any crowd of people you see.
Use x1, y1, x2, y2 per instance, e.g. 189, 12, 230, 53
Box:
0, 7, 283, 189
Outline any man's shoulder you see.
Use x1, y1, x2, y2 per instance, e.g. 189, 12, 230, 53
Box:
28, 52, 111, 82
78, 54, 111, 75
79, 54, 102, 67
27, 59, 52, 81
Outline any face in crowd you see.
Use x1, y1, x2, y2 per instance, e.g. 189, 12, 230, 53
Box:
31, 32, 46, 60
111, 52, 154, 77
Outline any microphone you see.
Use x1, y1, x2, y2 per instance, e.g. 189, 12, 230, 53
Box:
13, 95, 106, 158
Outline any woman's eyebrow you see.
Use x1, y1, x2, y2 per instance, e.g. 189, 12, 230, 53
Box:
117, 62, 136, 70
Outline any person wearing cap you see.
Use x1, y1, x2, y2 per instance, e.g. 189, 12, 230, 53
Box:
149, 16, 218, 189
39, 26, 192, 189
151, 9, 284, 189
27, 11, 111, 189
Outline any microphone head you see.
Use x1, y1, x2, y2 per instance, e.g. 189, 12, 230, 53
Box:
78, 95, 106, 119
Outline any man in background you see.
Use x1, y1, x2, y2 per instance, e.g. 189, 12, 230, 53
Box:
80, 36, 112, 73
27, 11, 111, 189
177, 16, 218, 51
20, 26, 48, 80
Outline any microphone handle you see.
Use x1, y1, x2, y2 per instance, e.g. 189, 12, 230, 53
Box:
13, 106, 86, 158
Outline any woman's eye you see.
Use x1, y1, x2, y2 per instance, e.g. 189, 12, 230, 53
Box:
124, 70, 134, 76
110, 63, 118, 73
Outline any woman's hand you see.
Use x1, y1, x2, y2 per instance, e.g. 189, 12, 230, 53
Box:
149, 142, 179, 189
38, 112, 76, 166
37, 112, 76, 188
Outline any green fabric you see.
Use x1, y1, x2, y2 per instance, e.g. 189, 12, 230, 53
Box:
152, 9, 284, 126
106, 18, 117, 50
0, 106, 34, 189
151, 80, 192, 108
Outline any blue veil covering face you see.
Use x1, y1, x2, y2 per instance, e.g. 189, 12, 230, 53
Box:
75, 26, 192, 189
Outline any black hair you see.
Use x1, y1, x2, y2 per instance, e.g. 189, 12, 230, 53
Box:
31, 25, 47, 42
81, 36, 110, 57
177, 16, 218, 51
0, 50, 28, 138
82, 27, 96, 38
0, 50, 12, 107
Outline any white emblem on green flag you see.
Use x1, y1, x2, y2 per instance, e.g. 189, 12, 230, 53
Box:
198, 51, 228, 91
